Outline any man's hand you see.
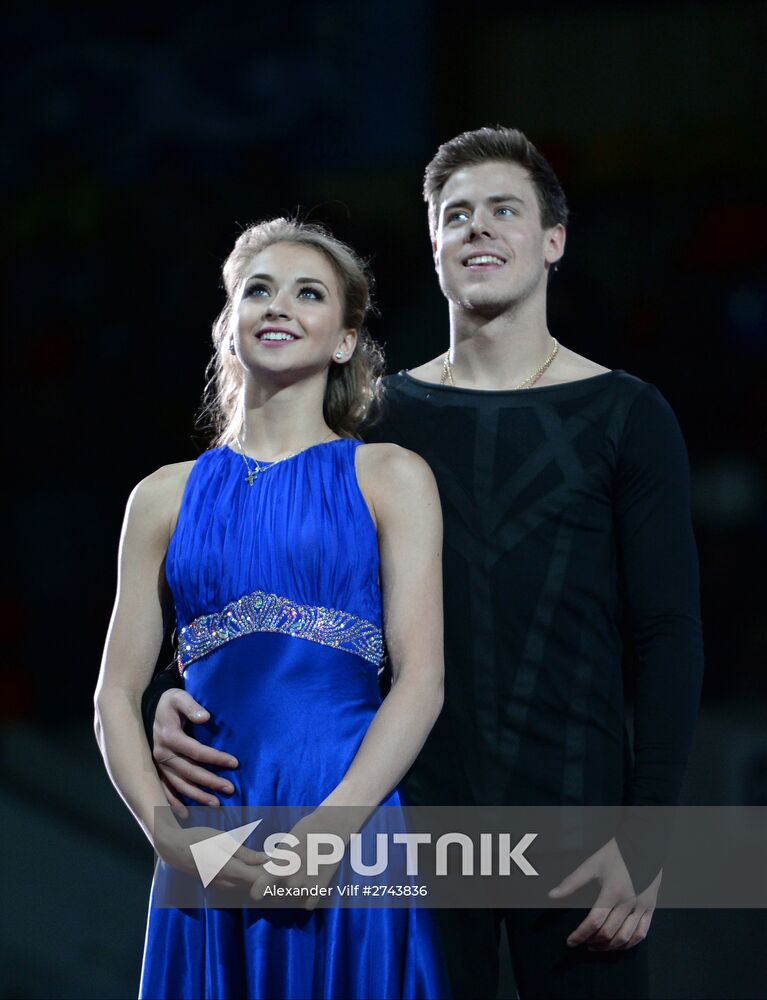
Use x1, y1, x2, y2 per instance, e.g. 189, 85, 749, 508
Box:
153, 688, 239, 817
547, 837, 662, 951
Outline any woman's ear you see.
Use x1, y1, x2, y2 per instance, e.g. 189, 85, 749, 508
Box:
336, 328, 358, 361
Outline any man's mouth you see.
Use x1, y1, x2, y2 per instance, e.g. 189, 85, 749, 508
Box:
463, 254, 506, 269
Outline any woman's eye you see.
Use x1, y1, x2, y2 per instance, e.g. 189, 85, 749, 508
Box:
245, 283, 269, 297
298, 286, 324, 300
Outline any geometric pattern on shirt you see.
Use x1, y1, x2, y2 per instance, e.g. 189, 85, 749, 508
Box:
395, 394, 615, 804
177, 587, 384, 673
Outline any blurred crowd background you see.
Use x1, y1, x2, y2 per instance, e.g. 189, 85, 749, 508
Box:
3, 2, 765, 998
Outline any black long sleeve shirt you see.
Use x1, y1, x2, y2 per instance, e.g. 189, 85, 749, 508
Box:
366, 369, 703, 810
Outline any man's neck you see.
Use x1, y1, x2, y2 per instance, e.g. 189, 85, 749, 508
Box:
405, 289, 610, 391
443, 299, 554, 391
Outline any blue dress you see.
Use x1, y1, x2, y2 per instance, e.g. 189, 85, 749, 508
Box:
139, 438, 450, 1000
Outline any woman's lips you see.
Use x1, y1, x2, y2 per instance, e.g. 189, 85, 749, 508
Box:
258, 337, 298, 347
256, 329, 300, 347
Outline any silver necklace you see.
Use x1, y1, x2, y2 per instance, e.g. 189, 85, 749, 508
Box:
234, 431, 336, 486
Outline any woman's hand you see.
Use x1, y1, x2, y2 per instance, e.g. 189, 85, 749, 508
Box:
249, 811, 351, 911
154, 812, 268, 892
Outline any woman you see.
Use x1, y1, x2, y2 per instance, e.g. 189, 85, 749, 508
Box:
93, 218, 450, 999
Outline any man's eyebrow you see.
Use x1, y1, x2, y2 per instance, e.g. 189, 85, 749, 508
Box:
245, 272, 330, 292
442, 193, 526, 213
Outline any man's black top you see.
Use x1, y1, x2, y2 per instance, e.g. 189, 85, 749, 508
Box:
362, 370, 703, 816
143, 367, 704, 887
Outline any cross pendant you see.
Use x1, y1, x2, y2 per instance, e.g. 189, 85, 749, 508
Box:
246, 469, 259, 486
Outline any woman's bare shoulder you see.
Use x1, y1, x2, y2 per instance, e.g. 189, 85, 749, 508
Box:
355, 443, 438, 522
137, 458, 197, 497
130, 458, 199, 541
356, 442, 432, 476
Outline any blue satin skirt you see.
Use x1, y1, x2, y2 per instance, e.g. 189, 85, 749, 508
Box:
139, 632, 451, 999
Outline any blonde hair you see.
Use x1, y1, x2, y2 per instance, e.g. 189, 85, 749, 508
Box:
196, 218, 385, 447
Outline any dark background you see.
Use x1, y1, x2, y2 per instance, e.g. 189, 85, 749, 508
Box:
2, 2, 766, 998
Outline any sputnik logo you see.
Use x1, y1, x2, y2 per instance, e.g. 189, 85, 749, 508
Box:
189, 819, 262, 887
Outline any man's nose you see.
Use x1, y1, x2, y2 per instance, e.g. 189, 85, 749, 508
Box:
466, 211, 496, 240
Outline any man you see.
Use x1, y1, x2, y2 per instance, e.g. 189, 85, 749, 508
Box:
143, 127, 704, 998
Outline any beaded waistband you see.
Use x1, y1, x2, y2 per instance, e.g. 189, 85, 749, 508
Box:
177, 588, 384, 672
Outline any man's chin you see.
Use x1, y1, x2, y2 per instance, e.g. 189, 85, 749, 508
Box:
454, 292, 513, 318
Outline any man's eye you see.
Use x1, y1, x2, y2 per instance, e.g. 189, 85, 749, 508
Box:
496, 207, 517, 217
447, 211, 469, 223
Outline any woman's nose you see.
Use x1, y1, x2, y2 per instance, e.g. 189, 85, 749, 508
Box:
264, 295, 291, 318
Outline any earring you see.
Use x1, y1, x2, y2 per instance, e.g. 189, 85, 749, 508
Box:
335, 351, 343, 360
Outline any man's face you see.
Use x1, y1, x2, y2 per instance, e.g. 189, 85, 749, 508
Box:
432, 160, 565, 315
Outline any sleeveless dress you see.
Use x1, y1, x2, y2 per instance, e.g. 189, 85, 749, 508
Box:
138, 438, 450, 1000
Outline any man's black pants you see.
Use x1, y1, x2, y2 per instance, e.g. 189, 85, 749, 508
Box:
435, 905, 649, 1000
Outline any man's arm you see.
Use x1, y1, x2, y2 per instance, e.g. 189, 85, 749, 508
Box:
613, 382, 705, 892
551, 383, 704, 949
141, 663, 183, 749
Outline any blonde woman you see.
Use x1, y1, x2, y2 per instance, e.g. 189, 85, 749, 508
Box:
94, 219, 449, 999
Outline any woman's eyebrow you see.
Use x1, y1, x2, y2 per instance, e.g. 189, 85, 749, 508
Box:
245, 272, 330, 293
295, 276, 330, 292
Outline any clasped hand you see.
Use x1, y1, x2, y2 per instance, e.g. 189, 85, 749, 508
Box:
154, 809, 348, 911
153, 814, 267, 894
249, 811, 353, 911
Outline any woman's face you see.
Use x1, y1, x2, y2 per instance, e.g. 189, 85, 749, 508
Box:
233, 241, 356, 380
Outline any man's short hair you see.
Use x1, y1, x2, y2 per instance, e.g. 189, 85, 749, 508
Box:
423, 126, 569, 239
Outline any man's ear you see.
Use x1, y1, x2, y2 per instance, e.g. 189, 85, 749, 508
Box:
544, 223, 566, 266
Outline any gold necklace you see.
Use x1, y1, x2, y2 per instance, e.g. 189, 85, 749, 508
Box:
439, 338, 559, 389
